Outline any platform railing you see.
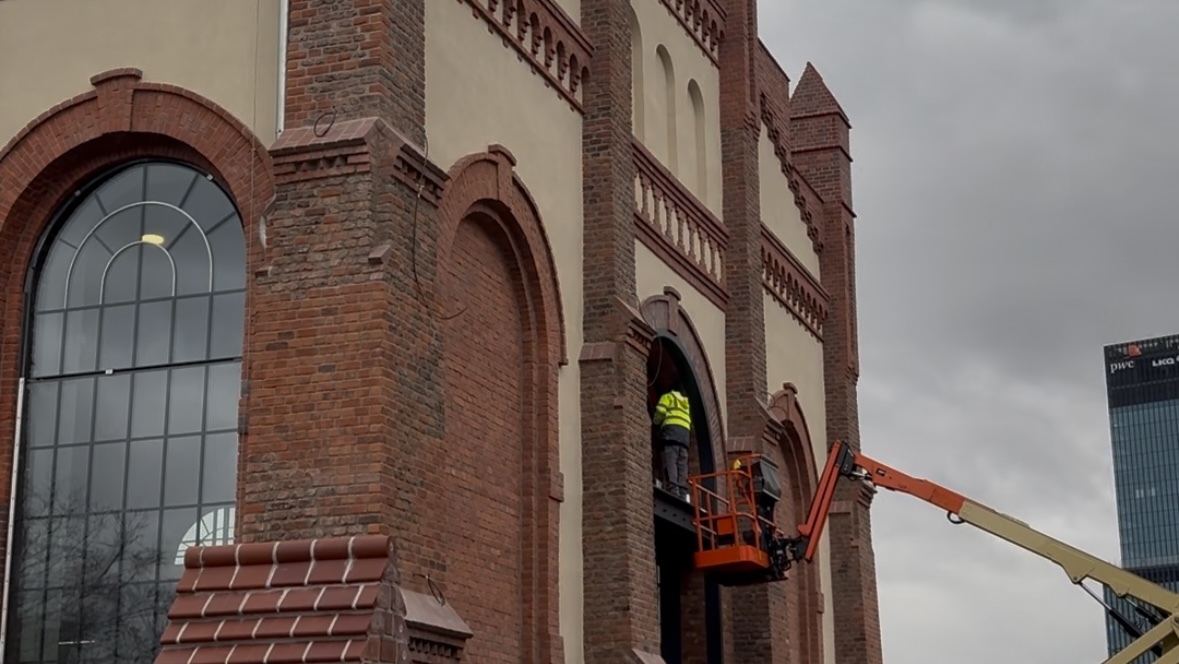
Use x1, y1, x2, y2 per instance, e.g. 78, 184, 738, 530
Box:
689, 465, 765, 556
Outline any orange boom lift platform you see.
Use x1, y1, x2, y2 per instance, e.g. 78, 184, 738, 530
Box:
686, 440, 1179, 663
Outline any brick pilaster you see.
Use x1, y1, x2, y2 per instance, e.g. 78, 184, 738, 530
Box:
791, 64, 884, 664
239, 119, 447, 559
241, 0, 451, 582
284, 0, 426, 143
580, 0, 662, 661
715, 0, 789, 660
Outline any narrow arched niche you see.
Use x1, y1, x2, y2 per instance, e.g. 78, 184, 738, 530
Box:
629, 5, 646, 141
688, 79, 707, 204
656, 45, 678, 174
434, 147, 565, 664
767, 382, 825, 664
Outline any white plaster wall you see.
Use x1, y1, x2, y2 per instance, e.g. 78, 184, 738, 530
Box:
763, 293, 835, 663
629, 1, 723, 217
0, 0, 280, 147
636, 242, 728, 433
758, 125, 821, 278
424, 1, 586, 660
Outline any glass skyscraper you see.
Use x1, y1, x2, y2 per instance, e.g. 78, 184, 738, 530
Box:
1102, 334, 1179, 662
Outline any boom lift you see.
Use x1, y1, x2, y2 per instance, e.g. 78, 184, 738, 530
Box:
688, 441, 1179, 664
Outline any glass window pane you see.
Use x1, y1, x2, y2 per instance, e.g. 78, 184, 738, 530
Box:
13, 589, 44, 660
186, 177, 234, 233
31, 312, 63, 377
97, 166, 146, 213
99, 304, 135, 371
209, 219, 246, 292
52, 446, 90, 515
146, 163, 197, 207
47, 516, 84, 588
57, 197, 103, 252
202, 433, 238, 503
56, 377, 94, 445
163, 437, 201, 507
121, 510, 160, 583
173, 296, 210, 363
168, 367, 206, 435
142, 200, 189, 251
102, 245, 140, 305
16, 518, 49, 589
130, 370, 167, 439
198, 506, 235, 549
170, 228, 212, 296
35, 246, 72, 313
125, 440, 162, 510
94, 372, 131, 441
160, 507, 198, 580
24, 448, 54, 516
61, 308, 100, 374
117, 582, 158, 658
140, 244, 175, 301
135, 300, 173, 367
65, 240, 108, 309
205, 363, 241, 432
209, 292, 245, 359
90, 442, 127, 513
26, 381, 58, 448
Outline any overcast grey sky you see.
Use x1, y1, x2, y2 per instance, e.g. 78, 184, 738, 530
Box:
761, 0, 1179, 662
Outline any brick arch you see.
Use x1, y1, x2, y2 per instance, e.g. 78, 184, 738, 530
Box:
766, 382, 824, 664
0, 68, 274, 564
641, 286, 726, 475
434, 145, 565, 664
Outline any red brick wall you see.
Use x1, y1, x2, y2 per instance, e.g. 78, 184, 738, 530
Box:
439, 215, 526, 662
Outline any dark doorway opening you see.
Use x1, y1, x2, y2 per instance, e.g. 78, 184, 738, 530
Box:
647, 333, 724, 664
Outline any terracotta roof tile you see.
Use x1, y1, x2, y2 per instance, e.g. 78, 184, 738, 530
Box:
153, 535, 410, 664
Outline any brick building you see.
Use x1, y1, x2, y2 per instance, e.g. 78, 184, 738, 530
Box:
0, 0, 882, 662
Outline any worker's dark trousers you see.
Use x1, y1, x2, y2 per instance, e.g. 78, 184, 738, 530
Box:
662, 443, 689, 498
661, 425, 690, 499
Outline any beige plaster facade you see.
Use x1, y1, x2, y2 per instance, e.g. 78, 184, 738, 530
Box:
0, 0, 281, 147
0, 0, 871, 662
760, 126, 821, 278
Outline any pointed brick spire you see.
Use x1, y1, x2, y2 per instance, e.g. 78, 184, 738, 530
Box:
790, 62, 848, 123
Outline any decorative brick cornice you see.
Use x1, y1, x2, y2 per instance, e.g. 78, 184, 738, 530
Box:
404, 587, 474, 661
619, 297, 656, 356
632, 138, 729, 310
759, 93, 823, 254
761, 224, 829, 339
270, 117, 448, 204
460, 0, 593, 112
657, 0, 726, 65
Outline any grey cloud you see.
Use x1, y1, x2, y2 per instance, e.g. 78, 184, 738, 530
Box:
758, 0, 1179, 661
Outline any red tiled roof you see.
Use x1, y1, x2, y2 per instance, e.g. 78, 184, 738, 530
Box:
154, 535, 408, 664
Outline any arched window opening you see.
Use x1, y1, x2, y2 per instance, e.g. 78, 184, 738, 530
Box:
6, 160, 247, 664
688, 79, 707, 204
630, 6, 646, 141
656, 45, 678, 174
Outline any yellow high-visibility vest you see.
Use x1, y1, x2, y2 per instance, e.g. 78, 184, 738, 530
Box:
655, 390, 691, 430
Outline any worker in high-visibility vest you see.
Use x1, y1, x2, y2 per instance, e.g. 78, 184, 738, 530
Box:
654, 382, 692, 501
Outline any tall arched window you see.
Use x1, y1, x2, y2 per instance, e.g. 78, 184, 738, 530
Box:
6, 160, 246, 663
